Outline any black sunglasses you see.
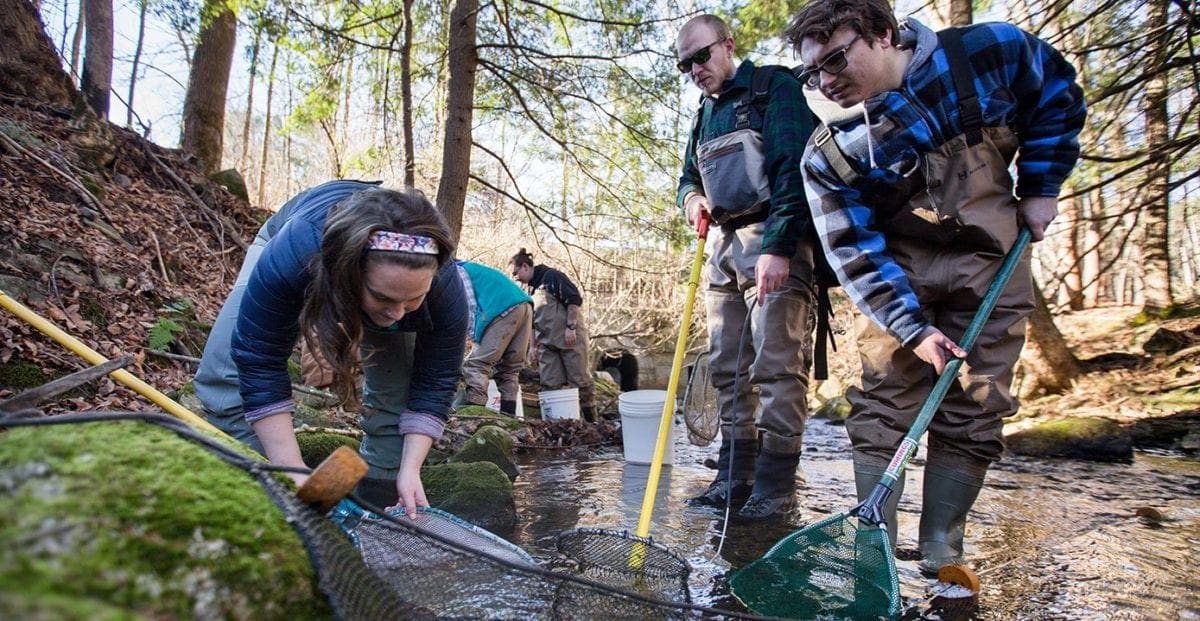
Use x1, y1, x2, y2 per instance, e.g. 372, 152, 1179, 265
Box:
677, 38, 726, 73
796, 33, 862, 88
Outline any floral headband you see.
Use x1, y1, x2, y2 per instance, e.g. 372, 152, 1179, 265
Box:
367, 231, 439, 255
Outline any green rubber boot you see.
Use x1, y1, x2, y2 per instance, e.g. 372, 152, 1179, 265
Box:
853, 451, 906, 554
917, 460, 987, 576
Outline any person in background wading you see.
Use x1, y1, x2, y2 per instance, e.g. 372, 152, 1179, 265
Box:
193, 180, 467, 517
675, 14, 820, 521
508, 249, 598, 422
786, 0, 1085, 573
456, 260, 534, 416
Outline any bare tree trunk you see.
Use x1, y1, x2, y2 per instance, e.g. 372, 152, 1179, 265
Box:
1063, 192, 1085, 310
435, 0, 479, 242
0, 0, 76, 106
1020, 281, 1080, 398
69, 0, 84, 81
125, 0, 147, 128
180, 0, 237, 175
257, 39, 279, 208
342, 54, 353, 160
401, 0, 415, 187
59, 0, 69, 56
1139, 0, 1172, 313
80, 0, 112, 117
240, 27, 261, 172
284, 70, 293, 199
947, 0, 972, 26
1082, 187, 1102, 307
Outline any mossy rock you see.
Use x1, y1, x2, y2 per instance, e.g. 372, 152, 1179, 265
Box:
1005, 416, 1132, 462
0, 420, 331, 619
1127, 411, 1200, 452
422, 462, 516, 532
292, 401, 340, 428
209, 169, 249, 202
454, 405, 523, 431
296, 431, 361, 468
449, 425, 519, 481
287, 358, 303, 384
0, 590, 134, 621
812, 396, 851, 423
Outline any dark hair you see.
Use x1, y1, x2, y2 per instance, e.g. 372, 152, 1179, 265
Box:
509, 247, 535, 268
300, 187, 455, 401
783, 0, 899, 52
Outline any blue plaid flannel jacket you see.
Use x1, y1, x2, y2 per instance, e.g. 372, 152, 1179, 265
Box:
802, 18, 1086, 345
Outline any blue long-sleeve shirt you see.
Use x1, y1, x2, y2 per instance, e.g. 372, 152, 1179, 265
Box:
230, 180, 467, 422
802, 19, 1086, 345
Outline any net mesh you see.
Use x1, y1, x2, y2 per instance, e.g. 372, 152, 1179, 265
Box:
556, 528, 691, 604
682, 352, 718, 446
5, 412, 772, 621
729, 512, 901, 619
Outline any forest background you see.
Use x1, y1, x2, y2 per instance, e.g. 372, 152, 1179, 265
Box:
1, 0, 1198, 407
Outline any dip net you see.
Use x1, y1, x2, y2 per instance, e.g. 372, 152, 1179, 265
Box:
730, 507, 901, 619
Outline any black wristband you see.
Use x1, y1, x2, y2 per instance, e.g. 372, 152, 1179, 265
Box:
566, 324, 576, 330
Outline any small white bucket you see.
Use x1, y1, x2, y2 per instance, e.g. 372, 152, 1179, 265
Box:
538, 388, 580, 420
618, 389, 674, 465
485, 380, 524, 418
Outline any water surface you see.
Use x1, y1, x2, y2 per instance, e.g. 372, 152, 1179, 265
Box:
506, 418, 1200, 619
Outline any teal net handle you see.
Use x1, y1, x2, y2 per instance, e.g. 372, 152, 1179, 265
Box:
852, 227, 1031, 526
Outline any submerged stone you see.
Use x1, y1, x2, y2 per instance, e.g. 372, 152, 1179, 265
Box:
0, 420, 331, 619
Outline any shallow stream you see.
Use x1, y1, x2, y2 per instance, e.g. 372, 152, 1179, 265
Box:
501, 417, 1200, 619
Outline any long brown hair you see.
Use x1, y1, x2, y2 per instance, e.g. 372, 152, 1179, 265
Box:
300, 187, 454, 401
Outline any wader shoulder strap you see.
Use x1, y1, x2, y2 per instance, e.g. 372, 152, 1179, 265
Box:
937, 27, 983, 146
735, 65, 781, 131
813, 283, 836, 380
814, 124, 861, 186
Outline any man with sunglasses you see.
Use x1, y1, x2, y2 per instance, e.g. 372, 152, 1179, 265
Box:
784, 0, 1085, 574
675, 14, 819, 521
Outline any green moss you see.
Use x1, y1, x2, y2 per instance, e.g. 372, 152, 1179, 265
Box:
1026, 417, 1119, 440
812, 396, 851, 423
1130, 305, 1186, 326
0, 360, 48, 390
80, 176, 107, 201
287, 356, 303, 383
80, 300, 108, 329
0, 590, 143, 621
422, 461, 516, 530
449, 426, 518, 481
0, 421, 331, 619
296, 431, 360, 468
1005, 416, 1132, 462
454, 406, 524, 431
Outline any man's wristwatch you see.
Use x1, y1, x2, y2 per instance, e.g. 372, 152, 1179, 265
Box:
566, 323, 576, 330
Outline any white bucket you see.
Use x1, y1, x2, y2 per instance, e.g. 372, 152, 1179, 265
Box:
538, 388, 580, 420
485, 380, 524, 419
618, 389, 674, 466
